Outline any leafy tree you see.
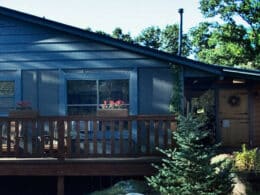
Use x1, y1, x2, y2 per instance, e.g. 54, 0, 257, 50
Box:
161, 24, 191, 56
135, 26, 161, 49
112, 27, 134, 43
95, 30, 110, 36
191, 0, 260, 68
147, 114, 234, 195
86, 24, 191, 57
135, 25, 191, 57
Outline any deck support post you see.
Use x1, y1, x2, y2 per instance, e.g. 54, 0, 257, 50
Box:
57, 176, 64, 195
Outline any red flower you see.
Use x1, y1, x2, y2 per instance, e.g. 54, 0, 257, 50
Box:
109, 100, 115, 106
101, 99, 126, 109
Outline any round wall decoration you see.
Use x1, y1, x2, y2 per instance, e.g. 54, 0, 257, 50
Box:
228, 95, 240, 107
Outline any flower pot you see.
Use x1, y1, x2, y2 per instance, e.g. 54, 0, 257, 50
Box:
97, 109, 128, 117
8, 110, 39, 118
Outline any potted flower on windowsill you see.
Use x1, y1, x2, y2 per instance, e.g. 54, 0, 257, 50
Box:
97, 100, 128, 117
8, 101, 38, 118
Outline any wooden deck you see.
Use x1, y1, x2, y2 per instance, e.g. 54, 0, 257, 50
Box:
0, 115, 175, 195
0, 115, 176, 173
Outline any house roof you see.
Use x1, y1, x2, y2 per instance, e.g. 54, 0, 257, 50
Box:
0, 6, 260, 80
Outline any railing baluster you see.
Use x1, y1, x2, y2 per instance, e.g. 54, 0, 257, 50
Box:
154, 120, 159, 154
23, 121, 28, 154
6, 121, 11, 154
163, 120, 168, 149
93, 120, 97, 155
49, 121, 54, 156
128, 120, 132, 154
75, 120, 80, 155
67, 120, 72, 157
137, 120, 142, 154
145, 120, 150, 155
32, 120, 37, 155
101, 121, 106, 155
10, 121, 15, 154
111, 121, 115, 155
119, 120, 123, 155
39, 120, 45, 157
57, 120, 65, 161
14, 121, 19, 156
63, 121, 68, 157
84, 120, 89, 156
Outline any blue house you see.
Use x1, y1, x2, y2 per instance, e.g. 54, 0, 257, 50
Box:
1, 6, 260, 147
0, 6, 260, 194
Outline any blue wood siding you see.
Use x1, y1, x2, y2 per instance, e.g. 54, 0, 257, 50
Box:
22, 70, 59, 116
38, 70, 59, 115
22, 70, 38, 109
0, 14, 170, 70
138, 68, 173, 114
0, 13, 173, 116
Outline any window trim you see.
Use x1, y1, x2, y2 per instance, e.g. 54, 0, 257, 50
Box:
0, 70, 21, 116
60, 69, 138, 116
67, 79, 130, 115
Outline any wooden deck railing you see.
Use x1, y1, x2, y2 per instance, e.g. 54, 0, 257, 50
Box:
0, 115, 176, 159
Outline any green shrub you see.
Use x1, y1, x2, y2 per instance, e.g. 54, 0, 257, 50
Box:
234, 144, 260, 172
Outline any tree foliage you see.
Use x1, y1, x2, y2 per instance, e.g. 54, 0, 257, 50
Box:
135, 26, 161, 49
135, 24, 191, 56
191, 0, 260, 68
147, 114, 234, 195
87, 24, 191, 57
111, 27, 134, 43
161, 24, 190, 56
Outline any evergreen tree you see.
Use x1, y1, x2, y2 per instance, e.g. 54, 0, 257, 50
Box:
147, 114, 234, 195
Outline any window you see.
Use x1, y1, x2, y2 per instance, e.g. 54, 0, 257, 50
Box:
0, 81, 15, 113
67, 79, 129, 115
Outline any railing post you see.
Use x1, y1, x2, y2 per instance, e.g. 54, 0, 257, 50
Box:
57, 119, 65, 161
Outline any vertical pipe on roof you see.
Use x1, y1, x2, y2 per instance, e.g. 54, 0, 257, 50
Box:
178, 8, 184, 56
177, 8, 185, 114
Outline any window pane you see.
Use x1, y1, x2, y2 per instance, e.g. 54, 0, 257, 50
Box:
99, 80, 129, 108
67, 80, 97, 104
0, 81, 14, 96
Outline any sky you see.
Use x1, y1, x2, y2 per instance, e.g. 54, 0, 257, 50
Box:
0, 0, 207, 37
